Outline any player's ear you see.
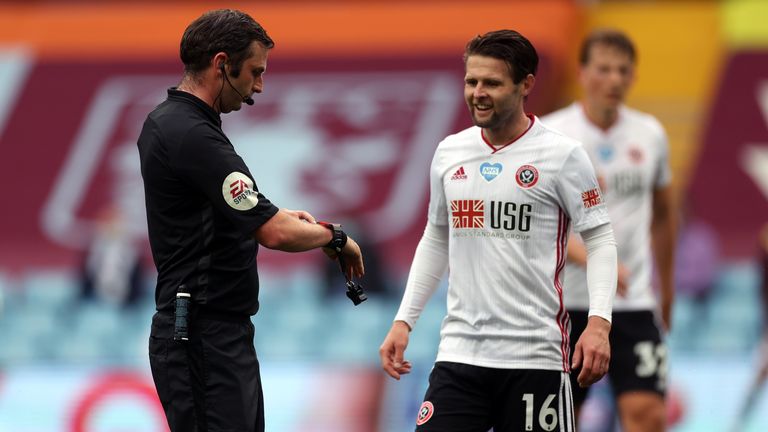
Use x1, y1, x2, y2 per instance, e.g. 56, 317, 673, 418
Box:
627, 66, 637, 87
521, 74, 535, 96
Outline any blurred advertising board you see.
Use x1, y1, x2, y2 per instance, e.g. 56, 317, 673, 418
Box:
0, 364, 386, 432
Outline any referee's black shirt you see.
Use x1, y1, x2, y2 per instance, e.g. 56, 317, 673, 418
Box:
137, 88, 278, 316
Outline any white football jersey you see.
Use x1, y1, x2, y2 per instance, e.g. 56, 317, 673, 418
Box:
541, 103, 671, 311
428, 116, 610, 371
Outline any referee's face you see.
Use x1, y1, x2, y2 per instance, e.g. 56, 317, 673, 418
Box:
464, 55, 529, 131
580, 43, 635, 113
221, 41, 269, 113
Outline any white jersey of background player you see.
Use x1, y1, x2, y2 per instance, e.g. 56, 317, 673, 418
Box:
542, 29, 676, 432
544, 104, 671, 313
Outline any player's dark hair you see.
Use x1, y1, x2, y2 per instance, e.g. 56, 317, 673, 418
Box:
579, 29, 636, 65
464, 30, 538, 84
180, 9, 274, 78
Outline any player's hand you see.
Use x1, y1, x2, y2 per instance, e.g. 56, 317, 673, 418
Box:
283, 209, 316, 224
572, 316, 611, 388
379, 321, 413, 380
616, 263, 630, 297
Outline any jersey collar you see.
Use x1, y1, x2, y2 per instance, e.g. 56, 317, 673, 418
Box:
480, 114, 536, 154
167, 88, 222, 127
577, 102, 624, 134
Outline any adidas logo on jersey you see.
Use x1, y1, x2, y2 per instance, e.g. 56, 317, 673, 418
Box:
451, 166, 468, 180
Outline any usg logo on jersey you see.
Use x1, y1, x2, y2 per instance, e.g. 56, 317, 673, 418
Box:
451, 199, 484, 228
480, 162, 502, 181
515, 164, 539, 188
223, 172, 259, 211
416, 401, 434, 426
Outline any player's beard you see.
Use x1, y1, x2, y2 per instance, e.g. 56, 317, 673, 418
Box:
468, 88, 522, 130
470, 105, 516, 130
471, 107, 498, 128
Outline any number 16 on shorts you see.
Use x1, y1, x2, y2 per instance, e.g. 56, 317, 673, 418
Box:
522, 393, 559, 431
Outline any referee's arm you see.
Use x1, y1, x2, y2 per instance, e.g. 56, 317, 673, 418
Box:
254, 209, 364, 278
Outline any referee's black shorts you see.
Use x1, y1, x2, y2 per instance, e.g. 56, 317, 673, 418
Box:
149, 310, 264, 432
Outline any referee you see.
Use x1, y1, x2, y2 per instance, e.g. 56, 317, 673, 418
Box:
136, 9, 364, 432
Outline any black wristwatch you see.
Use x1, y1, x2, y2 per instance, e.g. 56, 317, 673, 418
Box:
318, 221, 365, 305
319, 222, 347, 252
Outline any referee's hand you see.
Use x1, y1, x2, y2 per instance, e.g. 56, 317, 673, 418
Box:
339, 236, 365, 279
283, 209, 317, 223
379, 321, 413, 380
572, 316, 611, 388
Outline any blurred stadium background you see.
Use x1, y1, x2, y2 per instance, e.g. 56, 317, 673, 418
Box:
0, 0, 766, 431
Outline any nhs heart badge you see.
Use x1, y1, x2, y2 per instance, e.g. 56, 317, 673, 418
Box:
480, 162, 503, 182
597, 144, 614, 162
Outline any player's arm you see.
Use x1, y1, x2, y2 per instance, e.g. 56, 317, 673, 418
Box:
254, 209, 364, 278
567, 234, 588, 266
572, 222, 617, 387
568, 233, 628, 296
651, 184, 676, 331
379, 221, 449, 380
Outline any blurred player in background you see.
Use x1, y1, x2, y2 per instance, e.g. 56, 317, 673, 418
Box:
79, 205, 144, 308
730, 223, 768, 432
379, 29, 618, 431
137, 9, 364, 432
542, 29, 677, 432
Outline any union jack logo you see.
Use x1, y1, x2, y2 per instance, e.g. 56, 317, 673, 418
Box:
451, 199, 484, 228
581, 188, 602, 209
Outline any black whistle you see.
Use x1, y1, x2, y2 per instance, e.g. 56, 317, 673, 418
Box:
345, 280, 367, 306
174, 284, 191, 341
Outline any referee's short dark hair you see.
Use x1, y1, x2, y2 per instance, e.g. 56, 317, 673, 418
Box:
580, 29, 636, 65
180, 9, 274, 78
464, 30, 539, 84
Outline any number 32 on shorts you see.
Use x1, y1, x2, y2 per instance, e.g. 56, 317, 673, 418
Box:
634, 340, 667, 390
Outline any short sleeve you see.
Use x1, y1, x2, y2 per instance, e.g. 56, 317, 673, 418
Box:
427, 147, 449, 226
171, 123, 278, 234
556, 145, 611, 233
654, 126, 672, 188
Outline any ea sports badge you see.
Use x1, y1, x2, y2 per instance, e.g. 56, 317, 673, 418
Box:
416, 401, 434, 426
515, 164, 539, 188
223, 172, 259, 211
